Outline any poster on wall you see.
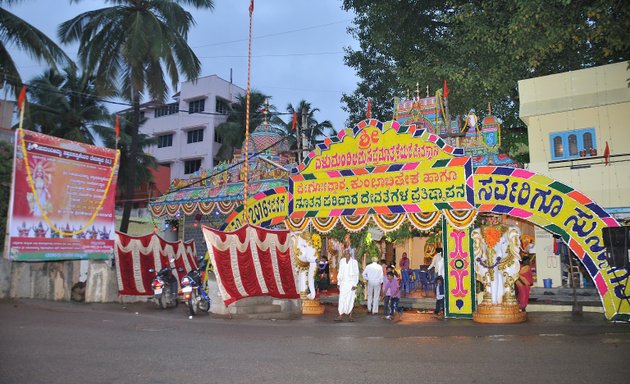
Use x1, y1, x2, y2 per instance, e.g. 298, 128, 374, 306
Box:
4, 130, 119, 261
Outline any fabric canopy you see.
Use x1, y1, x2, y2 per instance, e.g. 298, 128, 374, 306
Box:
114, 231, 197, 296
202, 224, 299, 305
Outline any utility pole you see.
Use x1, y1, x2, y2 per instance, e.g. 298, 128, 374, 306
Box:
296, 110, 302, 163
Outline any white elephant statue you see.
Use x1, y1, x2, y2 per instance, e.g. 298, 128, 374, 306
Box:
472, 224, 521, 305
292, 233, 319, 300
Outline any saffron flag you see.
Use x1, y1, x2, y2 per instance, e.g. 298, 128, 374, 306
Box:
366, 98, 371, 119
114, 115, 120, 139
17, 85, 26, 111
292, 111, 297, 130
249, 0, 254, 15
202, 224, 299, 305
604, 141, 610, 166
443, 79, 449, 99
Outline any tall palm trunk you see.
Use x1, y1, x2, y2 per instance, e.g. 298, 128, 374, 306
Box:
119, 92, 141, 233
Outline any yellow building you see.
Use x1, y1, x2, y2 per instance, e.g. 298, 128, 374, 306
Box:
518, 61, 630, 288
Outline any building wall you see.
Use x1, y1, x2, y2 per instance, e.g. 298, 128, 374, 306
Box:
139, 75, 245, 181
518, 61, 630, 287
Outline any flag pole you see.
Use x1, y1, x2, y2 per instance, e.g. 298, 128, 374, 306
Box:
243, 0, 254, 225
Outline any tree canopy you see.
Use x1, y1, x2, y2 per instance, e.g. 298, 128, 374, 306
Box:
342, 0, 630, 163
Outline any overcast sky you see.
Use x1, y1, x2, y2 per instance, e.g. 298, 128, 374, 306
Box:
7, 0, 360, 131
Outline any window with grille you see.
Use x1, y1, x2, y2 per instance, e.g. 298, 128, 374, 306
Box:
187, 129, 204, 144
214, 130, 223, 144
157, 134, 173, 148
188, 99, 205, 114
216, 98, 229, 114
549, 128, 597, 161
184, 159, 202, 174
154, 102, 179, 118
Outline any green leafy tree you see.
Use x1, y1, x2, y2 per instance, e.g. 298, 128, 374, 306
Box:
24, 67, 114, 144
214, 90, 274, 162
59, 0, 215, 233
0, 140, 13, 251
342, 0, 630, 164
0, 0, 72, 97
285, 100, 334, 151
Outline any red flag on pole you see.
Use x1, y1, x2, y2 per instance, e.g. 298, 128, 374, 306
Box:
291, 111, 297, 131
17, 85, 26, 111
604, 141, 610, 166
249, 0, 254, 15
443, 80, 449, 99
366, 98, 371, 119
114, 115, 120, 139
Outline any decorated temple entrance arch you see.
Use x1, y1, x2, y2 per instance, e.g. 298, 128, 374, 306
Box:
220, 119, 629, 321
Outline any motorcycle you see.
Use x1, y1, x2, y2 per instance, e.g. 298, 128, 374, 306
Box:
180, 267, 211, 316
149, 261, 179, 309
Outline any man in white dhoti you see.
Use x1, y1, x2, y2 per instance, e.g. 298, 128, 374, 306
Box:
362, 257, 384, 315
335, 243, 359, 322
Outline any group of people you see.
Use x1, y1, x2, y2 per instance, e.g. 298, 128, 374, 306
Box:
334, 242, 446, 322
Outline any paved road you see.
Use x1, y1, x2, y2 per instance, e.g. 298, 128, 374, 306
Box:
1, 299, 629, 384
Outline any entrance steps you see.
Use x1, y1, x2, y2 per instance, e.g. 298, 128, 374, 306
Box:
228, 296, 298, 320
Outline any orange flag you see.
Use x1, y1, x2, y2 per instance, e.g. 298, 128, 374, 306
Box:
366, 98, 372, 119
443, 80, 449, 99
291, 111, 297, 130
249, 0, 254, 15
604, 141, 610, 166
115, 115, 120, 138
17, 85, 27, 111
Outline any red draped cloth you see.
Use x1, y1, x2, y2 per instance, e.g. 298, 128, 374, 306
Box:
202, 224, 299, 305
516, 265, 534, 310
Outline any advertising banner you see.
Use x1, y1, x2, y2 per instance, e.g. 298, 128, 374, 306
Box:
443, 221, 474, 318
222, 187, 288, 231
290, 120, 474, 218
5, 130, 119, 261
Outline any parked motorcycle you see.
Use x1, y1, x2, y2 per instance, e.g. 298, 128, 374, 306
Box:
180, 267, 211, 316
149, 261, 179, 309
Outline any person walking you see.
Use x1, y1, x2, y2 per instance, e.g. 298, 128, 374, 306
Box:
362, 257, 384, 315
335, 244, 359, 322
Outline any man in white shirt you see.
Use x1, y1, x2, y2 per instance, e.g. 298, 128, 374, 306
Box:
362, 256, 384, 315
335, 243, 359, 322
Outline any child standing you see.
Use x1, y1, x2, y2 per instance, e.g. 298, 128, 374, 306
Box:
434, 275, 444, 317
382, 271, 403, 320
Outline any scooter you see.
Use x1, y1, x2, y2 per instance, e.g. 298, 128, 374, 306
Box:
180, 267, 211, 316
149, 261, 179, 309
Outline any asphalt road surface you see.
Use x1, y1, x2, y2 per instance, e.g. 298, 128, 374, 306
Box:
1, 299, 629, 384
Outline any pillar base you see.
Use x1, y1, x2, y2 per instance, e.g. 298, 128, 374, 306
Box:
472, 303, 527, 324
302, 298, 325, 315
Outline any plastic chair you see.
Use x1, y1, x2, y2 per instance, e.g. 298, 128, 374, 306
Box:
419, 270, 429, 293
401, 269, 415, 296
413, 269, 422, 291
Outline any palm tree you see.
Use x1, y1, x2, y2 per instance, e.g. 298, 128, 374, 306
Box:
94, 115, 158, 199
24, 67, 113, 144
214, 90, 276, 162
286, 100, 334, 151
59, 0, 215, 233
0, 0, 71, 96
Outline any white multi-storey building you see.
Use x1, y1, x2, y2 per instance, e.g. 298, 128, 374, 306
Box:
137, 75, 245, 180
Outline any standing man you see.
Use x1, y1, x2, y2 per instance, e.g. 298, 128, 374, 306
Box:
362, 257, 384, 315
335, 241, 359, 322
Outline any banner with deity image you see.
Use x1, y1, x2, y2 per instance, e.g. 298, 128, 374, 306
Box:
5, 130, 119, 261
